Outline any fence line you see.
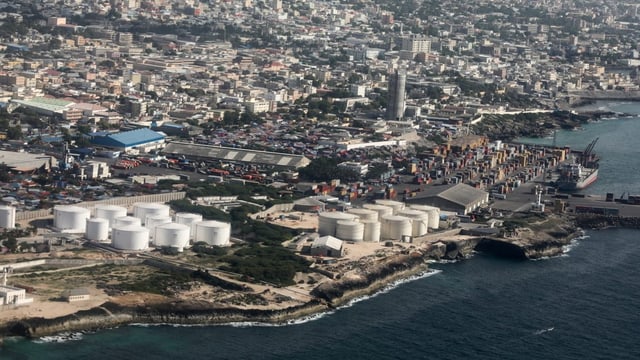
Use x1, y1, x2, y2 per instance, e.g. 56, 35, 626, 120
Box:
15, 192, 187, 221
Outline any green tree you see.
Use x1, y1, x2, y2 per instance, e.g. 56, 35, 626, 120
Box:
299, 157, 360, 182
3, 236, 17, 253
6, 125, 22, 140
0, 164, 12, 182
222, 111, 239, 125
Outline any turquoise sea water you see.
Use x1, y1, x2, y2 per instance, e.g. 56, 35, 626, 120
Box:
2, 101, 640, 360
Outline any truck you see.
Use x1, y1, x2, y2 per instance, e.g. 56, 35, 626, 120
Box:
490, 192, 507, 200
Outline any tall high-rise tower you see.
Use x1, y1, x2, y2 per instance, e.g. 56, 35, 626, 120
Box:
385, 70, 406, 121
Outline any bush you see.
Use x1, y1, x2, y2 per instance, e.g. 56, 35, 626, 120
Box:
220, 245, 311, 286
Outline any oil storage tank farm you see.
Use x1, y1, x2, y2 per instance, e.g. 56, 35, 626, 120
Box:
85, 218, 109, 242
133, 203, 170, 225
361, 220, 381, 242
336, 220, 365, 242
397, 209, 429, 236
113, 216, 142, 228
145, 215, 172, 241
362, 204, 394, 219
381, 215, 413, 241
194, 220, 231, 246
54, 205, 91, 232
346, 208, 379, 222
408, 205, 440, 230
374, 200, 405, 215
112, 225, 149, 251
154, 223, 190, 252
94, 205, 128, 228
318, 212, 358, 237
175, 212, 203, 239
0, 205, 16, 229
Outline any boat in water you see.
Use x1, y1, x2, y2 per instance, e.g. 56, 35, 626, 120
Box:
556, 138, 599, 191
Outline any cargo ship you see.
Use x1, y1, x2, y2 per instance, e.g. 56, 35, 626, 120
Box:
556, 138, 599, 191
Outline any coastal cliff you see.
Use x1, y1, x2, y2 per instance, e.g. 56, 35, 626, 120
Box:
311, 253, 429, 306
4, 300, 329, 338
0, 221, 584, 340
0, 253, 432, 339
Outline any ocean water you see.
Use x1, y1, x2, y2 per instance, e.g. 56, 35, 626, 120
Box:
2, 101, 640, 359
517, 101, 640, 196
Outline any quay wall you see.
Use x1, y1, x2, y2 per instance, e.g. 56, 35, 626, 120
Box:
575, 214, 640, 229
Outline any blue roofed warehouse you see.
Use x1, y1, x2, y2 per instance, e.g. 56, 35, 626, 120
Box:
89, 128, 166, 154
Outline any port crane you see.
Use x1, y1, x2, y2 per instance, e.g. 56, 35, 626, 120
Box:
580, 137, 599, 167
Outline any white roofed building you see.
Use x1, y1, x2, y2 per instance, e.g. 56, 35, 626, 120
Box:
310, 236, 344, 258
0, 285, 33, 306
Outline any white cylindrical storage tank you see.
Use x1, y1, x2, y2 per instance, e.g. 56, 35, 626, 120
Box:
154, 223, 190, 252
112, 225, 149, 251
85, 218, 109, 241
361, 220, 381, 242
374, 200, 405, 215
194, 220, 231, 246
54, 205, 90, 232
381, 215, 413, 241
317, 212, 358, 237
113, 216, 142, 228
346, 208, 378, 222
408, 205, 441, 230
335, 220, 364, 242
145, 215, 172, 240
0, 205, 16, 229
362, 204, 393, 219
133, 203, 170, 224
175, 212, 203, 239
94, 205, 128, 228
398, 209, 429, 237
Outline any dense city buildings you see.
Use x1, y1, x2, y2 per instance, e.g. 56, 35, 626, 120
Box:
0, 0, 637, 340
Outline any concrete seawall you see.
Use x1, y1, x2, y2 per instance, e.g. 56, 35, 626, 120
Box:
575, 214, 640, 229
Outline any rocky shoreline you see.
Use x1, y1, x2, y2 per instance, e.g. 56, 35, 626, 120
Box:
473, 109, 622, 141
0, 223, 585, 342
0, 252, 431, 340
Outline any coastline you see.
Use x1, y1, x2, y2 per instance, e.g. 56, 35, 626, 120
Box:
0, 252, 432, 340
0, 228, 581, 341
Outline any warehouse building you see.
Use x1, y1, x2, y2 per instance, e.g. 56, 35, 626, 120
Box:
0, 150, 57, 172
11, 97, 74, 117
405, 183, 489, 215
162, 141, 311, 169
310, 236, 344, 258
89, 128, 166, 154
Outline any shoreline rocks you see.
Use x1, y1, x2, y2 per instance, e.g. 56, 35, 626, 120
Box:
0, 220, 607, 341
0, 253, 431, 339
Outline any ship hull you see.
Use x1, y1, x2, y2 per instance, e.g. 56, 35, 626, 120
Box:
557, 168, 598, 191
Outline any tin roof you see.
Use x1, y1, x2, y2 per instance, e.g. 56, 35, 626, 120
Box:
163, 141, 311, 169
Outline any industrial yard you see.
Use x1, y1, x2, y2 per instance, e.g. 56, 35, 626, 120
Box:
0, 189, 467, 324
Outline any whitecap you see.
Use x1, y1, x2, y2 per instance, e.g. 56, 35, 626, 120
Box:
428, 258, 459, 264
337, 269, 443, 310
128, 270, 443, 329
533, 327, 554, 335
531, 234, 589, 261
33, 332, 85, 344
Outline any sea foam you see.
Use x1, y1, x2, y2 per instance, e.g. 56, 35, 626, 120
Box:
34, 332, 86, 344
129, 269, 443, 329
